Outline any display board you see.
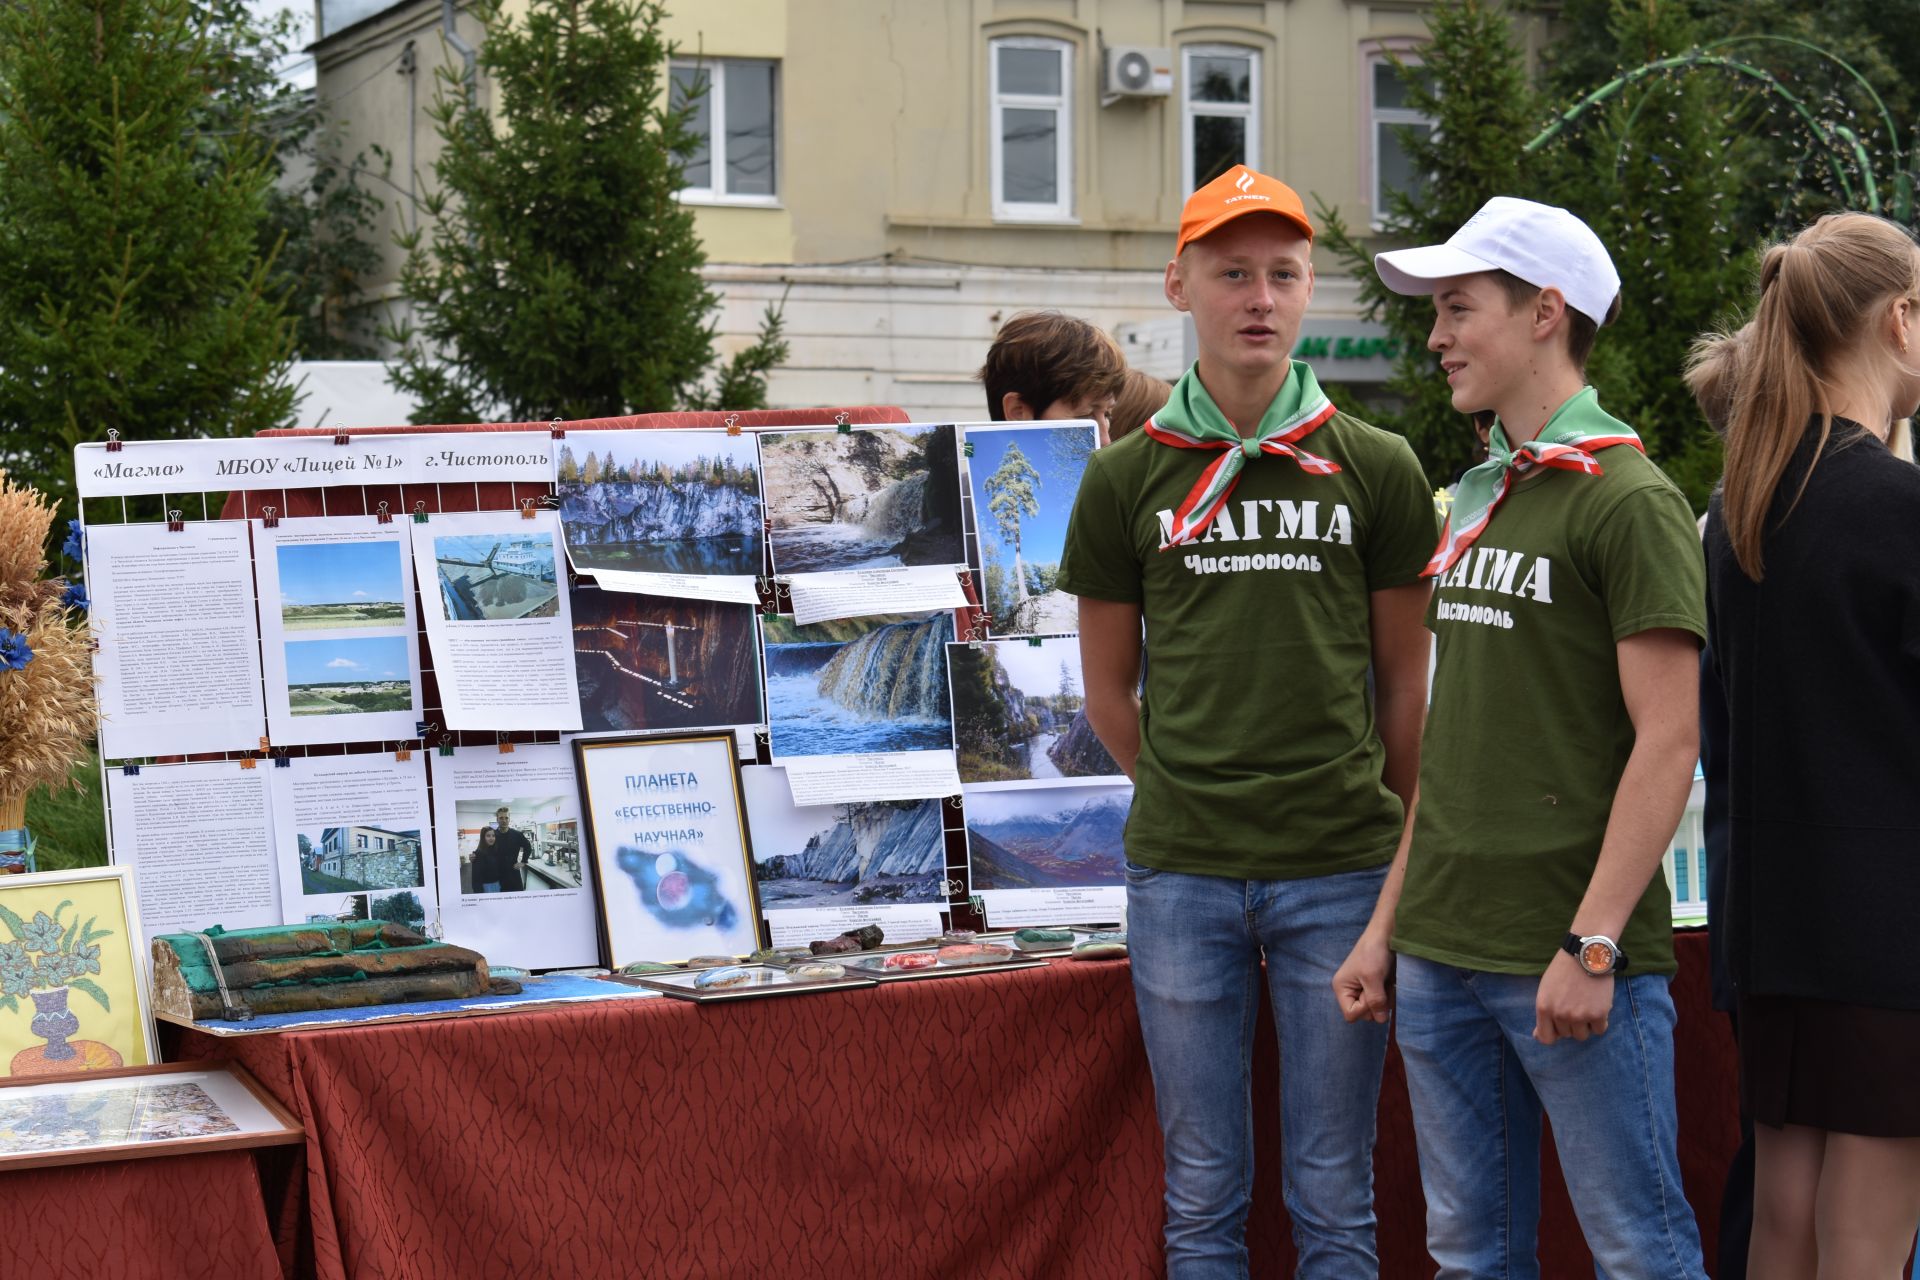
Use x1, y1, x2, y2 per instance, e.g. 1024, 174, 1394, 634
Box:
76, 409, 1119, 970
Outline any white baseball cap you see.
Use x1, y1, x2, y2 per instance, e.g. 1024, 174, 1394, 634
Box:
1374, 196, 1621, 326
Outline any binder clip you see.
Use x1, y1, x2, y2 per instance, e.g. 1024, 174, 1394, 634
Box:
239, 756, 256, 770
259, 736, 271, 754
412, 501, 429, 524
834, 412, 852, 435
945, 795, 965, 812
105, 428, 123, 454
166, 510, 184, 533
260, 504, 280, 529
549, 416, 565, 441
332, 422, 350, 446
394, 743, 412, 762
415, 721, 431, 738
439, 743, 455, 757
121, 763, 141, 777
1027, 636, 1043, 647
375, 501, 393, 525
496, 733, 515, 755
724, 414, 742, 438
273, 752, 291, 768
520, 498, 537, 520
962, 440, 975, 458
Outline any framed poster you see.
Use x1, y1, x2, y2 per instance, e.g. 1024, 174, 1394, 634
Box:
0, 867, 157, 1079
574, 732, 762, 968
0, 1062, 301, 1171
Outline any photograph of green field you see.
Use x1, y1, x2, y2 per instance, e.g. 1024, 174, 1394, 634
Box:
277, 539, 408, 631
285, 636, 414, 717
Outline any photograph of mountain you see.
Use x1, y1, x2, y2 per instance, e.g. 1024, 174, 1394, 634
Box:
947, 636, 1121, 787
571, 584, 763, 734
762, 611, 955, 757
964, 784, 1132, 891
963, 423, 1095, 636
759, 425, 964, 574
555, 429, 762, 576
742, 768, 945, 908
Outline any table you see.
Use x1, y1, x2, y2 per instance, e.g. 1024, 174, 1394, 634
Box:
167, 931, 1739, 1280
0, 1149, 288, 1280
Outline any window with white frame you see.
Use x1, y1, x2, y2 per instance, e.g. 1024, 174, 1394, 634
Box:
1183, 45, 1259, 192
990, 37, 1074, 221
670, 58, 779, 203
1370, 53, 1435, 226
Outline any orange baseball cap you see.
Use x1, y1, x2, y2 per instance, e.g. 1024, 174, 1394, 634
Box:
1175, 165, 1314, 256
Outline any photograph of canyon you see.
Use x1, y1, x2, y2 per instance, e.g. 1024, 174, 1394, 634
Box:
963, 785, 1132, 892
757, 424, 964, 574
554, 429, 763, 576
947, 636, 1121, 787
761, 611, 955, 757
570, 583, 763, 733
742, 768, 946, 908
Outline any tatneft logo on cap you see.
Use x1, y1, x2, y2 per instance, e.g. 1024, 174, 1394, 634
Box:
1224, 167, 1270, 206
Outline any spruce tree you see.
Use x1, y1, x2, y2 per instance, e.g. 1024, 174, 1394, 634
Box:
0, 0, 296, 520
388, 0, 787, 423
1317, 0, 1553, 490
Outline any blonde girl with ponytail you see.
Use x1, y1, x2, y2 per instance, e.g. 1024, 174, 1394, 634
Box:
1690, 212, 1920, 1280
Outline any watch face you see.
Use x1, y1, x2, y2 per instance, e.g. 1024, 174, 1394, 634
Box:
1580, 941, 1614, 974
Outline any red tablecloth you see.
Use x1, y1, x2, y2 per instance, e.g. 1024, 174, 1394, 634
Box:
170, 932, 1738, 1280
4, 1149, 287, 1279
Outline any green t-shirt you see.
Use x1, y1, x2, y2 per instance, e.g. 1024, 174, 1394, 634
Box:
1056, 392, 1437, 880
1392, 406, 1706, 977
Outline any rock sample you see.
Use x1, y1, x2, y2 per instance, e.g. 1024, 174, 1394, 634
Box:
1073, 930, 1128, 961
151, 922, 517, 1021
1014, 928, 1074, 952
809, 924, 884, 956
693, 966, 755, 990
936, 943, 1014, 967
787, 962, 847, 982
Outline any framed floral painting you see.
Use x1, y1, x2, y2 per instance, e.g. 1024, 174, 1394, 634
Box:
0, 868, 156, 1079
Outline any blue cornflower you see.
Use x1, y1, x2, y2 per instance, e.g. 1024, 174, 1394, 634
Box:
0, 629, 31, 672
60, 583, 89, 611
62, 520, 85, 561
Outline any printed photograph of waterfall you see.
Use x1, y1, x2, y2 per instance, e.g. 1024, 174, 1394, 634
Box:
761, 611, 956, 758
947, 636, 1121, 787
741, 768, 946, 907
963, 423, 1096, 637
571, 584, 764, 733
554, 429, 763, 575
964, 784, 1133, 891
758, 425, 965, 574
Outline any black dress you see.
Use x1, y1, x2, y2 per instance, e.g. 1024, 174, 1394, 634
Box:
1704, 419, 1920, 1137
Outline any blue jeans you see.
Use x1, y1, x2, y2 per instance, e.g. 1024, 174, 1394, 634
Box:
1127, 860, 1390, 1280
1394, 954, 1707, 1280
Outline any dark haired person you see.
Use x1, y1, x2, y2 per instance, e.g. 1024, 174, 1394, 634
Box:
1345, 196, 1709, 1277
1690, 211, 1920, 1279
978, 310, 1127, 438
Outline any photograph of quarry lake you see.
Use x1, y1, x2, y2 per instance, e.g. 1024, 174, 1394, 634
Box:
964, 784, 1132, 892
947, 636, 1121, 787
741, 768, 946, 908
571, 584, 763, 734
554, 430, 762, 576
762, 611, 956, 758
277, 539, 408, 631
964, 422, 1095, 636
759, 424, 965, 574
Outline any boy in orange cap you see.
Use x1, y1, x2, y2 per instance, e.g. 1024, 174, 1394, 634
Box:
1057, 166, 1437, 1277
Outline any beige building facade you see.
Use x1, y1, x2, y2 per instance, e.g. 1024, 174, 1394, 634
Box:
312, 0, 1542, 415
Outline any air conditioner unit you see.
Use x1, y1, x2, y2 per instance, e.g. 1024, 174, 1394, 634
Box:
1104, 45, 1173, 99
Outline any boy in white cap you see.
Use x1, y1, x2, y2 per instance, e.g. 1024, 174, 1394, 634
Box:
1335, 197, 1709, 1277
1058, 165, 1437, 1277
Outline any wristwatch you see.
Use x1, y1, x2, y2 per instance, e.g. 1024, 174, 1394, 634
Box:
1562, 932, 1629, 976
